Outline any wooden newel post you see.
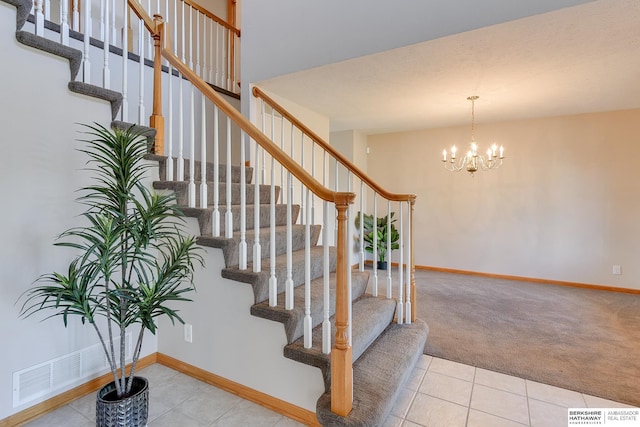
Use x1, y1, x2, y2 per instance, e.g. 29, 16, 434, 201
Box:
149, 14, 165, 155
331, 193, 354, 417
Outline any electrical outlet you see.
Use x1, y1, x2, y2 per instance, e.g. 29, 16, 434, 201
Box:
184, 324, 193, 343
613, 265, 621, 275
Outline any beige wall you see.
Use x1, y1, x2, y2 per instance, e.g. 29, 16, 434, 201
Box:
367, 109, 640, 289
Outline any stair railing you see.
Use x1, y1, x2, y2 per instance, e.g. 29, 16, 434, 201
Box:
252, 87, 418, 326
26, 0, 238, 125
127, 6, 361, 415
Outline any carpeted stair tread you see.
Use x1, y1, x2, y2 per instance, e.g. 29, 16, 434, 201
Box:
159, 158, 253, 184
6, 0, 33, 30
283, 294, 397, 390
15, 30, 82, 80
316, 319, 429, 427
153, 180, 279, 206
67, 81, 123, 120
176, 204, 299, 236
251, 270, 370, 344
111, 121, 156, 153
198, 224, 321, 267
223, 245, 337, 304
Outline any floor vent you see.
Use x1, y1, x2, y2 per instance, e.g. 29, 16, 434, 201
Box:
13, 332, 132, 407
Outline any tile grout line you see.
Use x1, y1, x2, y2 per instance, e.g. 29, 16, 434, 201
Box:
465, 366, 477, 427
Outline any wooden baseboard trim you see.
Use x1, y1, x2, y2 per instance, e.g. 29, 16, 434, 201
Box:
156, 353, 321, 426
0, 353, 157, 427
360, 260, 640, 294
418, 265, 640, 295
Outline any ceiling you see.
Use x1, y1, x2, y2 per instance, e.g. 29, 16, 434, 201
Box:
256, 0, 640, 135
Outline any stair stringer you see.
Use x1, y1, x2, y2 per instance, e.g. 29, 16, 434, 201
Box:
157, 216, 326, 413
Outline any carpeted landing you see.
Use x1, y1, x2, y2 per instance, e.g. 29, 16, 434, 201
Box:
416, 270, 640, 406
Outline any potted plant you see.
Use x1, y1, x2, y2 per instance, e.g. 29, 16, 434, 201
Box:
18, 124, 202, 427
355, 211, 400, 270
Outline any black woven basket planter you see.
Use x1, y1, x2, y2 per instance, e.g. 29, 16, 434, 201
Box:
96, 376, 149, 427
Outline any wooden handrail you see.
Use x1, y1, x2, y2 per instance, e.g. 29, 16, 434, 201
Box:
161, 48, 351, 206
180, 0, 240, 35
127, 0, 157, 35
252, 86, 417, 203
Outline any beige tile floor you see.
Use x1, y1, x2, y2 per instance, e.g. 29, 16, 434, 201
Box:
24, 356, 633, 427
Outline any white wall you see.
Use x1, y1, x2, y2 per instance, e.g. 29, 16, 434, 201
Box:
0, 2, 157, 419
367, 109, 640, 289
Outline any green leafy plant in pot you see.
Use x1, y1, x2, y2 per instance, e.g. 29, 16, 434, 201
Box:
18, 124, 203, 427
355, 211, 400, 270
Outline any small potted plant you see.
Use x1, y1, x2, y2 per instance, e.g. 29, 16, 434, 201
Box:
355, 211, 400, 270
18, 124, 203, 427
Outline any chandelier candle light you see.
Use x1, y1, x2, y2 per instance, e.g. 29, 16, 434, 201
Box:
442, 96, 504, 175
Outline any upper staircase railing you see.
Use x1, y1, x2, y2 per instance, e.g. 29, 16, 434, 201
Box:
28, 0, 239, 123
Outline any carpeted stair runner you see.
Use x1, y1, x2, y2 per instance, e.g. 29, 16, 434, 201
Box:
2, 2, 430, 421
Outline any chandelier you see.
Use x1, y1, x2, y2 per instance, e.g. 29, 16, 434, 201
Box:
441, 96, 504, 175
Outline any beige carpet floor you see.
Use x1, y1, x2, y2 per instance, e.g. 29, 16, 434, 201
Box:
415, 269, 640, 406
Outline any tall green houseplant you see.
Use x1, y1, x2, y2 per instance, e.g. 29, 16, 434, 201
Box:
19, 124, 202, 421
355, 211, 400, 269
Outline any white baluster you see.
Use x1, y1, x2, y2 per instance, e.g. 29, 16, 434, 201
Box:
103, 0, 110, 89
188, 84, 196, 207
280, 117, 285, 203
226, 29, 231, 90
386, 200, 392, 298
187, 4, 193, 69
199, 93, 207, 208
347, 172, 353, 346
34, 0, 44, 36
177, 72, 184, 180
268, 106, 277, 306
212, 106, 220, 236
137, 15, 145, 123
180, 0, 185, 63
99, 0, 105, 40
165, 64, 172, 177
253, 138, 261, 273
82, 0, 90, 82
285, 125, 294, 310
120, 0, 128, 120
372, 194, 378, 297
359, 182, 364, 272
405, 201, 412, 324
397, 202, 404, 325
60, 0, 69, 45
221, 29, 227, 90
111, 0, 116, 44
214, 25, 220, 86
72, 0, 79, 32
311, 141, 316, 223
43, 0, 49, 20
322, 151, 331, 354
239, 132, 247, 270
225, 117, 233, 238
195, 11, 201, 77
201, 16, 207, 81
303, 186, 312, 349
300, 134, 305, 225
209, 21, 215, 83
268, 160, 277, 304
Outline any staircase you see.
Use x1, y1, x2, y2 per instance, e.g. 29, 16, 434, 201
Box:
154, 157, 429, 426
1, 0, 429, 424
